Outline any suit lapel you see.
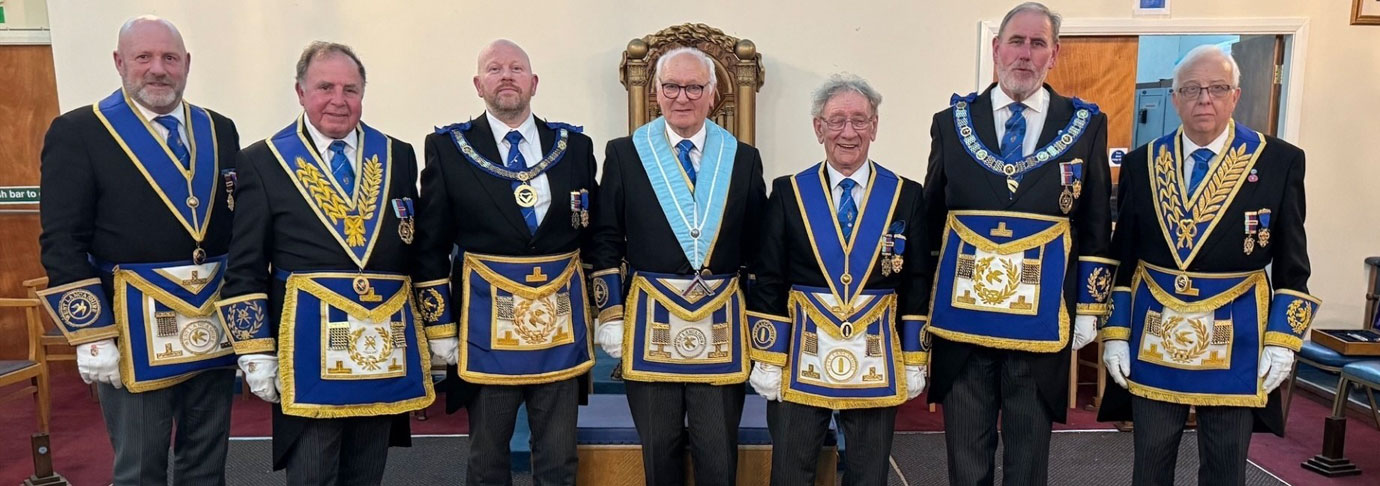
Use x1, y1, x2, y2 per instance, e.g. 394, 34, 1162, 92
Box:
530, 117, 566, 241
971, 86, 1013, 202
1010, 86, 1072, 205
467, 114, 533, 238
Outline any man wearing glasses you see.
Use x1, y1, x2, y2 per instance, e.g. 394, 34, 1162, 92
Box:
747, 73, 931, 485
1099, 45, 1315, 485
923, 3, 1114, 484
588, 46, 767, 486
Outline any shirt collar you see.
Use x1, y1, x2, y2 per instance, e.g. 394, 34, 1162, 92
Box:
303, 116, 358, 155
487, 111, 539, 149
1182, 123, 1232, 156
133, 99, 185, 127
664, 121, 708, 152
825, 160, 871, 191
991, 86, 1049, 115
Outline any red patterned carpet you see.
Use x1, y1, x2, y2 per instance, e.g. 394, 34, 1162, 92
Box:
3, 366, 1378, 485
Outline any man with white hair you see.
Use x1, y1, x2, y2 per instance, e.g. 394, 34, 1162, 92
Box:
37, 15, 241, 484
748, 73, 931, 485
589, 46, 767, 486
414, 38, 598, 485
923, 2, 1114, 484
1099, 44, 1315, 486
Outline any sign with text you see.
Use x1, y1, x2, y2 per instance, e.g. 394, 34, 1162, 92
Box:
0, 186, 40, 204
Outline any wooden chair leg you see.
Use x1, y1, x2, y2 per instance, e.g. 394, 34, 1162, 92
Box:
1366, 387, 1380, 430
1331, 377, 1352, 418
1068, 351, 1078, 409
1095, 339, 1106, 408
35, 373, 51, 434
1282, 362, 1300, 424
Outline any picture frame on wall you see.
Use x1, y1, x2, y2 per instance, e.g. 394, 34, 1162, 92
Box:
1134, 0, 1170, 16
1353, 0, 1380, 25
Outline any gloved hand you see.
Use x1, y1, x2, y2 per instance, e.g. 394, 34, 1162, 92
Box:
905, 365, 926, 400
749, 362, 783, 401
595, 319, 624, 358
238, 353, 280, 403
429, 337, 459, 366
76, 339, 122, 389
1259, 345, 1296, 393
1072, 315, 1098, 350
1103, 339, 1131, 388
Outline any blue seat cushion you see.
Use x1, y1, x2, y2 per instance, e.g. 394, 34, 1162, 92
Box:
0, 360, 38, 376
1341, 360, 1380, 386
1299, 340, 1364, 368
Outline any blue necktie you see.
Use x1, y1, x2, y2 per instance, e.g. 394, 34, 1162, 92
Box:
1000, 103, 1027, 163
837, 178, 858, 242
154, 115, 190, 170
505, 130, 540, 234
327, 140, 355, 195
676, 139, 697, 186
1187, 148, 1214, 194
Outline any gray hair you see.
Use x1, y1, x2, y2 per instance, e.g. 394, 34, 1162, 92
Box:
998, 2, 1062, 43
654, 47, 717, 94
1172, 44, 1241, 89
811, 73, 882, 118
295, 41, 367, 85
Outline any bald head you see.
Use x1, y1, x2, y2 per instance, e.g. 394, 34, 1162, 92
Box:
114, 16, 190, 114
474, 39, 539, 126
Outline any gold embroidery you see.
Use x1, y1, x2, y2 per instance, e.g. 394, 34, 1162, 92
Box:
293, 155, 382, 247
417, 288, 446, 323
1087, 267, 1112, 303
1286, 299, 1312, 335
346, 325, 395, 371
1158, 316, 1211, 363
973, 256, 1021, 305
1191, 143, 1251, 225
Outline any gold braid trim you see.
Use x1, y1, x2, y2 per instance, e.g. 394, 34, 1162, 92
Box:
903, 351, 929, 366
425, 323, 458, 340
949, 215, 1070, 254
1140, 264, 1266, 314
1263, 331, 1304, 352
780, 321, 908, 410
463, 251, 580, 300
1127, 379, 1266, 408
620, 287, 749, 385
628, 275, 739, 322
1101, 328, 1132, 341
598, 306, 625, 324
750, 349, 788, 367
115, 271, 220, 317
789, 291, 895, 341
288, 276, 411, 323
1190, 143, 1252, 225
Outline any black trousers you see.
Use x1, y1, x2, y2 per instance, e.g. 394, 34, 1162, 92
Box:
625, 381, 745, 486
283, 414, 393, 486
941, 348, 1053, 486
1130, 395, 1254, 486
97, 368, 234, 486
766, 400, 897, 486
466, 378, 579, 486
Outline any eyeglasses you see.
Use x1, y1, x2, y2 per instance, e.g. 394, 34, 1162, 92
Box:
820, 117, 875, 132
1176, 84, 1236, 99
660, 83, 707, 100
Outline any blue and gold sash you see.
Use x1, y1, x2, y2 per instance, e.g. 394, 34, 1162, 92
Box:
790, 162, 902, 316
279, 272, 433, 418
93, 89, 219, 242
458, 251, 593, 384
631, 117, 738, 270
268, 117, 393, 268
1146, 121, 1266, 269
1123, 262, 1270, 406
950, 92, 1098, 181
109, 257, 236, 392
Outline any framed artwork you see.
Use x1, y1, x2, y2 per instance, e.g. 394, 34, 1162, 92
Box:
1134, 0, 1170, 16
1354, 0, 1380, 25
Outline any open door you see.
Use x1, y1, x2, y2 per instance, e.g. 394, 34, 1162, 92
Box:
1232, 35, 1285, 136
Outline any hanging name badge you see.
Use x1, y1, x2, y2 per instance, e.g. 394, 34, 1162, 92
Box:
392, 197, 415, 244
1243, 210, 1259, 255
222, 169, 237, 211
1058, 159, 1083, 215
1256, 209, 1272, 247
569, 189, 590, 229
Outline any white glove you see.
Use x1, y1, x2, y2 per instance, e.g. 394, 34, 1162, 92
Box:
1072, 315, 1098, 350
238, 353, 280, 403
749, 362, 783, 401
1103, 339, 1131, 389
905, 365, 926, 400
76, 339, 122, 389
1259, 345, 1296, 393
429, 337, 459, 366
595, 319, 624, 358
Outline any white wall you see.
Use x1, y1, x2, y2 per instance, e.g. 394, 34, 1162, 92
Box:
42, 0, 1380, 328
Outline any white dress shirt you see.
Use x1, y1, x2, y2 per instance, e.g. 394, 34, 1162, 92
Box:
1181, 126, 1231, 190
134, 101, 190, 160
826, 161, 870, 209
304, 118, 360, 183
488, 111, 551, 223
991, 87, 1050, 158
665, 122, 708, 173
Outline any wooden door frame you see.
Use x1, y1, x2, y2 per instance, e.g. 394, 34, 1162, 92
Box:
975, 17, 1309, 142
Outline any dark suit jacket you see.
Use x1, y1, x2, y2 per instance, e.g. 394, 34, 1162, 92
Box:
40, 103, 239, 288
1097, 126, 1310, 436
750, 164, 931, 321
587, 132, 768, 279
221, 121, 419, 468
923, 84, 1113, 420
413, 113, 598, 412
